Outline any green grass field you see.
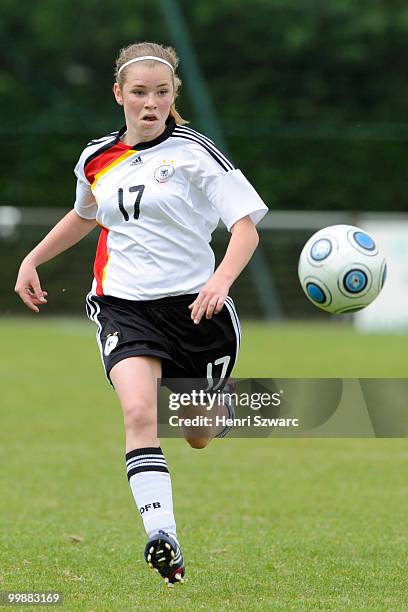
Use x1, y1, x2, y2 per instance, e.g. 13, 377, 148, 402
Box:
1, 319, 407, 611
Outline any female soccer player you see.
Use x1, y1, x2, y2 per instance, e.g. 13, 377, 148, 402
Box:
15, 42, 268, 586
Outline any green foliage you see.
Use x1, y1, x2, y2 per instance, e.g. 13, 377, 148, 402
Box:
2, 0, 408, 210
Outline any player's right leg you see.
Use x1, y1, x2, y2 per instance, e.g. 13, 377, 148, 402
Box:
110, 356, 185, 586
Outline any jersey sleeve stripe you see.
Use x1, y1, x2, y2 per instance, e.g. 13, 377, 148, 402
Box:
173, 126, 235, 170
173, 129, 235, 172
174, 125, 235, 170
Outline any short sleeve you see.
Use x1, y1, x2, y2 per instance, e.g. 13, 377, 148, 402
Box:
73, 155, 98, 220
202, 169, 268, 230
184, 141, 268, 231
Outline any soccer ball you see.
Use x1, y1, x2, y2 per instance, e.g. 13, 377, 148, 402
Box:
298, 224, 387, 314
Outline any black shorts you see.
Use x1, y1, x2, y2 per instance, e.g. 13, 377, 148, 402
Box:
85, 293, 241, 391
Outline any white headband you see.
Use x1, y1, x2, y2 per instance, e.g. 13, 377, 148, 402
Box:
118, 55, 174, 76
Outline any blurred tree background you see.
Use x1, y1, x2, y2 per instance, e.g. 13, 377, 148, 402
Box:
2, 0, 408, 213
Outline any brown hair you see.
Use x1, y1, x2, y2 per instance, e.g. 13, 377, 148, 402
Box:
115, 41, 188, 125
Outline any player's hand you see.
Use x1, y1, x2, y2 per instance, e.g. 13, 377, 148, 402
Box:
14, 260, 48, 313
189, 276, 230, 324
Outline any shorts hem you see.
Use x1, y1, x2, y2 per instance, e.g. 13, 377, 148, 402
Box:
106, 349, 171, 382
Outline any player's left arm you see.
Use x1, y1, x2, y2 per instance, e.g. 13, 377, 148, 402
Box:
189, 215, 259, 324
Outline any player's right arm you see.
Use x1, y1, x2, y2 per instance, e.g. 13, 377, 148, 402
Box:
15, 209, 97, 313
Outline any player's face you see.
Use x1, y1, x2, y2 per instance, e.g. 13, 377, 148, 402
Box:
113, 64, 175, 144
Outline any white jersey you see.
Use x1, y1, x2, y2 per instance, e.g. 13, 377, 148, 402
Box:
74, 118, 268, 300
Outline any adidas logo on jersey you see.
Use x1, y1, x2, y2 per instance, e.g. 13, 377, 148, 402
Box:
130, 155, 143, 166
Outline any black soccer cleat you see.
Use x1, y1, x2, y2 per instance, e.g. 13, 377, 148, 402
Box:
144, 530, 185, 587
215, 377, 236, 438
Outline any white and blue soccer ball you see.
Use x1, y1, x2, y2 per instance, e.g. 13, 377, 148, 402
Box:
298, 224, 387, 314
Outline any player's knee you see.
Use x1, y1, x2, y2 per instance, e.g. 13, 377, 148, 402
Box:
185, 436, 211, 450
123, 399, 156, 433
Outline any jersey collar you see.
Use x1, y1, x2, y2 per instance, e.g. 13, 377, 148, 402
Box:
117, 117, 176, 150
